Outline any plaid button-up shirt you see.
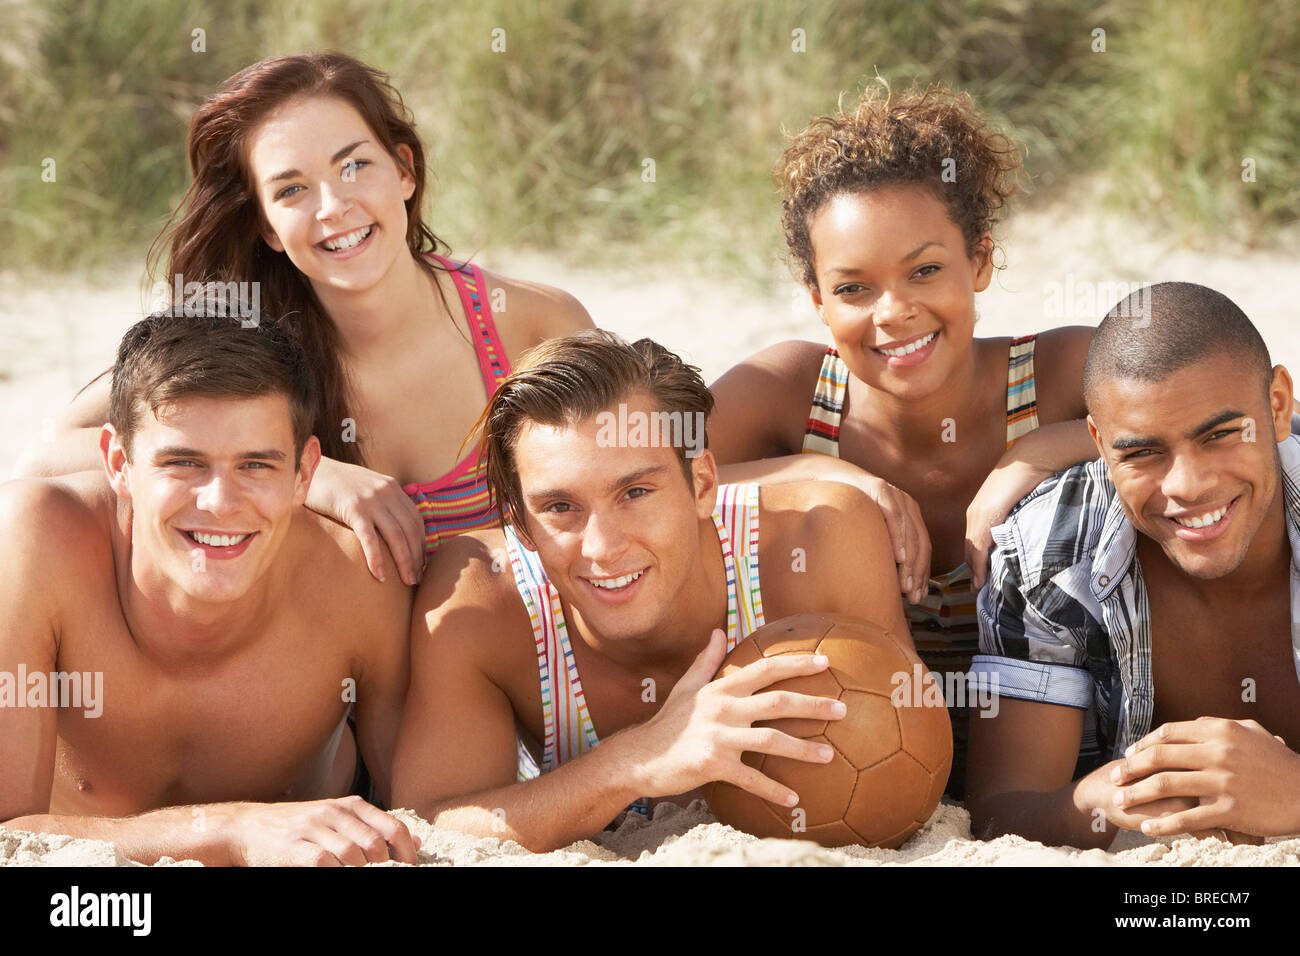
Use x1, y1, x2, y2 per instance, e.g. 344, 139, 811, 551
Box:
973, 433, 1300, 773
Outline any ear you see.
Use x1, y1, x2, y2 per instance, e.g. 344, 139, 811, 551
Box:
971, 234, 994, 293
691, 449, 720, 520
1269, 365, 1294, 442
1085, 414, 1111, 478
395, 143, 417, 202
292, 435, 323, 506
808, 282, 826, 326
101, 424, 132, 499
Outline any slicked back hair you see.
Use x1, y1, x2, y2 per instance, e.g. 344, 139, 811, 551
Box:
1082, 282, 1271, 412
476, 330, 715, 529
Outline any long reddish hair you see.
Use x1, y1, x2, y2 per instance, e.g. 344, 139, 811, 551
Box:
147, 52, 450, 464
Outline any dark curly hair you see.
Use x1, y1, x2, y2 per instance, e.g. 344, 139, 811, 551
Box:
777, 82, 1025, 289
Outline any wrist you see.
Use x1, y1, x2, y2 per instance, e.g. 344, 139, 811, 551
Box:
595, 725, 661, 804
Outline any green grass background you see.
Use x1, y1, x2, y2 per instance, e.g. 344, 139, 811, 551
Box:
1, 0, 1296, 281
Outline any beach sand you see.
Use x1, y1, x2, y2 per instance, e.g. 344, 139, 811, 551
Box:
1, 199, 1297, 866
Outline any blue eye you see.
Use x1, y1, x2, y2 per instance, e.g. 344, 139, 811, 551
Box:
342, 159, 370, 177
274, 184, 303, 201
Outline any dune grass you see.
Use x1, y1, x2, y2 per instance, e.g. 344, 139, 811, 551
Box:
0, 0, 1294, 279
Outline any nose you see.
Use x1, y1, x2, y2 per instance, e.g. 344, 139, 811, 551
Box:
580, 508, 629, 568
195, 470, 242, 519
1161, 447, 1215, 506
316, 179, 353, 223
873, 285, 915, 326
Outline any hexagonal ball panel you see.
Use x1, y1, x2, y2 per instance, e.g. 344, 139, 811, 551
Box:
823, 690, 902, 770
843, 750, 939, 848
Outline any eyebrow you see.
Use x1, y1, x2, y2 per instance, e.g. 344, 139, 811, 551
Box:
1110, 409, 1248, 450
152, 446, 288, 462
264, 139, 370, 185
823, 241, 945, 278
526, 465, 671, 503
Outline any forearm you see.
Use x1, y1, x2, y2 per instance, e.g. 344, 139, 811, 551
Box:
423, 735, 646, 853
997, 420, 1096, 474
969, 778, 1114, 850
718, 453, 874, 491
11, 428, 103, 479
3, 804, 240, 866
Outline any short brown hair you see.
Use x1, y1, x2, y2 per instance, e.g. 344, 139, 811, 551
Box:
109, 312, 318, 461
477, 330, 715, 528
777, 82, 1025, 288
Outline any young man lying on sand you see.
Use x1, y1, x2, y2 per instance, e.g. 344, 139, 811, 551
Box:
967, 282, 1300, 847
0, 314, 419, 866
393, 331, 911, 851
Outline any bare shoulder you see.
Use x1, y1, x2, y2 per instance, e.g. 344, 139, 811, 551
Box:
756, 480, 904, 632
478, 267, 595, 348
0, 473, 114, 558
1030, 325, 1093, 423
292, 509, 413, 629
709, 339, 831, 462
413, 527, 534, 678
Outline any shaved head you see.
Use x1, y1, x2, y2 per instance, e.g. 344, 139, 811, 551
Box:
1082, 282, 1271, 412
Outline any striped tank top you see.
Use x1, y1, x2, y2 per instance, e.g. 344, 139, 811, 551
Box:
505, 483, 766, 812
400, 255, 511, 555
801, 335, 1039, 795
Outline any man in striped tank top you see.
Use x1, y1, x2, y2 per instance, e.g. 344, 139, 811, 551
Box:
394, 332, 912, 852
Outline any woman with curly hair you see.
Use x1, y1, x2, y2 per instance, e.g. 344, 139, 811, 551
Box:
709, 83, 1098, 796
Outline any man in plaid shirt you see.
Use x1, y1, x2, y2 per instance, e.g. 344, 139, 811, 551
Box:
968, 282, 1300, 849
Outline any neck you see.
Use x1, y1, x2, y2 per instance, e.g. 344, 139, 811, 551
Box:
853, 340, 989, 453
312, 252, 443, 359
115, 502, 277, 668
571, 514, 730, 674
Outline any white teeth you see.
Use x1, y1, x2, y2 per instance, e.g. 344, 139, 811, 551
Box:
323, 225, 372, 251
877, 331, 937, 357
188, 531, 251, 547
1173, 506, 1228, 529
589, 569, 645, 590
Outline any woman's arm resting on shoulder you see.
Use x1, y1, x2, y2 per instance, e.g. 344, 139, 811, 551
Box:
11, 373, 111, 478
965, 419, 1097, 591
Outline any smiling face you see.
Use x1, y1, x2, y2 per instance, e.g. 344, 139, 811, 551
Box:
806, 184, 992, 400
246, 94, 416, 296
1088, 353, 1294, 580
107, 393, 320, 605
511, 391, 718, 642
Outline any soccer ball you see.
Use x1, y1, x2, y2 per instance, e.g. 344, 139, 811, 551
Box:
703, 613, 952, 848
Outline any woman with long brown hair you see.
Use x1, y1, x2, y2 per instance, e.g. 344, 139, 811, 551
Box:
25, 52, 594, 586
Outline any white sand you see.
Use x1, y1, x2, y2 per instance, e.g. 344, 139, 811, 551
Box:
2, 199, 1297, 865
4, 801, 1299, 867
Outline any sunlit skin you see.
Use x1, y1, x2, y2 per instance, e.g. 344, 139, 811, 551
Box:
102, 394, 320, 653
512, 390, 727, 669
1087, 354, 1294, 585
248, 94, 417, 308
808, 184, 995, 417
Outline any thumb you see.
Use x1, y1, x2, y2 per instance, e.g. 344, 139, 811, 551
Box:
682, 628, 729, 689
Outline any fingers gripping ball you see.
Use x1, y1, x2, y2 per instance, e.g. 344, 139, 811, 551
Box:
704, 614, 952, 848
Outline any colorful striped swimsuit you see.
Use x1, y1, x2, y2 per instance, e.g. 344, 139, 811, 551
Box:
801, 335, 1039, 795
400, 255, 511, 555
504, 483, 766, 815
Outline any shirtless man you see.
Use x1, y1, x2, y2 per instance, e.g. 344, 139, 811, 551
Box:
393, 331, 913, 851
968, 282, 1300, 847
0, 313, 418, 866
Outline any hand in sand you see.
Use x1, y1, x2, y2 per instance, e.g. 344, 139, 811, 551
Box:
223, 796, 421, 866
1109, 717, 1300, 839
965, 459, 1053, 592
306, 457, 426, 587
625, 629, 845, 807
860, 474, 931, 604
